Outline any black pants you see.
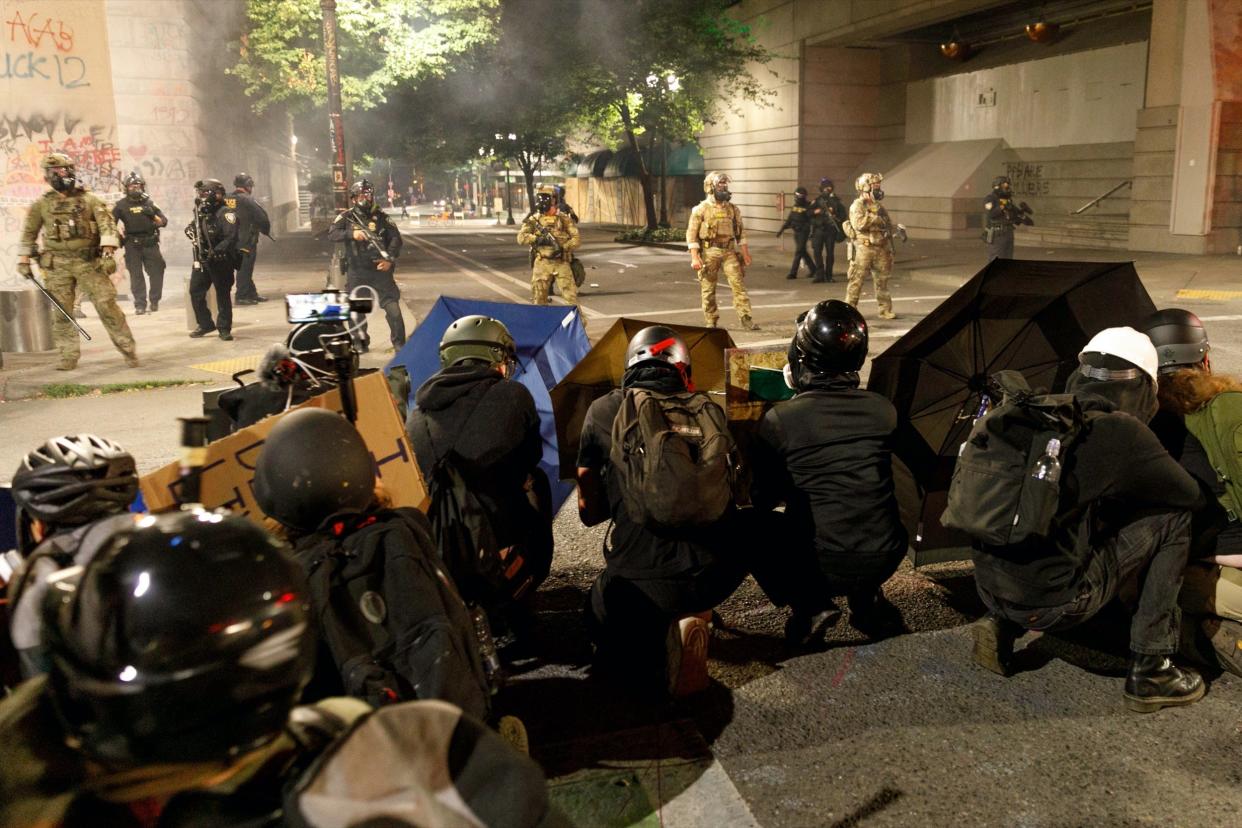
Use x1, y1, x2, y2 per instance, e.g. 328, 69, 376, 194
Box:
986, 226, 1015, 260
234, 246, 260, 300
123, 238, 165, 309
346, 267, 406, 349
787, 229, 814, 277
979, 510, 1191, 655
190, 259, 235, 333
810, 225, 837, 279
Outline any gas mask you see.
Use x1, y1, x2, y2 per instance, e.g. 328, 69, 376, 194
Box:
47, 167, 76, 193
714, 186, 732, 203
353, 193, 374, 212
794, 192, 809, 207
820, 186, 833, 196
871, 188, 885, 202
535, 193, 554, 213
126, 186, 144, 201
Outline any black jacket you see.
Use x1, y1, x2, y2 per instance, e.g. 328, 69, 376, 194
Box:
751, 375, 908, 577
973, 373, 1204, 607
779, 202, 811, 235
328, 205, 403, 272
811, 193, 845, 230
111, 194, 166, 239
407, 364, 542, 547
226, 190, 271, 250
186, 201, 239, 262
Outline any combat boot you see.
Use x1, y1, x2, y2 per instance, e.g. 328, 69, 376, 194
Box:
739, 315, 760, 331
848, 589, 907, 637
218, 330, 234, 342
124, 353, 140, 368
1124, 653, 1204, 712
972, 612, 1021, 677
785, 606, 841, 647
55, 359, 77, 371
149, 300, 159, 312
878, 309, 897, 320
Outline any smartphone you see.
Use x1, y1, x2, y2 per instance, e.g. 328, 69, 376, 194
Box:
286, 292, 350, 324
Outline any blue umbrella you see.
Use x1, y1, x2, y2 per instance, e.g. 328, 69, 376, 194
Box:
387, 297, 591, 508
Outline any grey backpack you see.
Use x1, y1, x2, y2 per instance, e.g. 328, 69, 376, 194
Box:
609, 389, 737, 530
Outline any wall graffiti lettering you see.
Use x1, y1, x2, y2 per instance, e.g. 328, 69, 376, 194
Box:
1004, 162, 1051, 197
6, 10, 74, 53
0, 51, 89, 88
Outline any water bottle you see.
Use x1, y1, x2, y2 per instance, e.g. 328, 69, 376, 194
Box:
1031, 437, 1062, 483
470, 604, 503, 693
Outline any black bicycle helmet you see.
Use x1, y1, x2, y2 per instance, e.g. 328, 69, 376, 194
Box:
1139, 308, 1211, 373
11, 435, 137, 528
42, 508, 314, 764
252, 409, 376, 533
625, 325, 690, 371
791, 300, 869, 375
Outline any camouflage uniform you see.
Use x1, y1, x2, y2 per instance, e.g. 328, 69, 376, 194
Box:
844, 173, 895, 319
687, 173, 753, 329
19, 189, 137, 369
517, 206, 581, 314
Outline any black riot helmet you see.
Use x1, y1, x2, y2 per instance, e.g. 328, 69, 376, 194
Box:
350, 179, 374, 210
819, 177, 834, 194
992, 175, 1011, 193
791, 300, 869, 378
625, 325, 691, 372
123, 171, 145, 199
11, 435, 138, 553
195, 178, 225, 207
41, 509, 314, 765
234, 172, 255, 191
794, 186, 809, 205
253, 409, 376, 534
1139, 308, 1211, 374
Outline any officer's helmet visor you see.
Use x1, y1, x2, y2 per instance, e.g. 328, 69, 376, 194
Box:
48, 166, 72, 176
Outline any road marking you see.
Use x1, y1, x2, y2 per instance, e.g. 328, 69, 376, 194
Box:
406, 236, 529, 304
591, 295, 948, 321
408, 234, 605, 318
1176, 289, 1242, 300
606, 260, 638, 269
191, 354, 262, 375
1198, 314, 1242, 322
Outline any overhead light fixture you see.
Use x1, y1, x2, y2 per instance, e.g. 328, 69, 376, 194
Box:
940, 40, 973, 61
1025, 21, 1060, 43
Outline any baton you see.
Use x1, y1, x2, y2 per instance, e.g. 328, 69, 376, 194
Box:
27, 272, 91, 340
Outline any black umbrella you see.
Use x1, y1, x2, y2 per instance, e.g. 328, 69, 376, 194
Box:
867, 259, 1156, 555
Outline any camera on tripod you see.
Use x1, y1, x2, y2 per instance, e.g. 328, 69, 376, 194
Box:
285, 290, 373, 324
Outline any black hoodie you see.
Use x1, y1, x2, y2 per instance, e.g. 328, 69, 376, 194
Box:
973, 370, 1204, 606
406, 363, 542, 545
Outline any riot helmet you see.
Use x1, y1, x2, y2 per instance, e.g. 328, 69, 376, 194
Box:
439, 315, 518, 375
856, 172, 883, 201
791, 300, 869, 378
819, 177, 834, 194
41, 509, 313, 765
194, 178, 225, 207
704, 171, 731, 202
1078, 326, 1158, 384
11, 435, 138, 553
350, 179, 374, 211
535, 185, 556, 214
253, 409, 376, 534
794, 186, 809, 206
1139, 308, 1211, 374
234, 172, 255, 191
123, 171, 145, 200
625, 325, 691, 372
992, 175, 1011, 193
553, 184, 567, 206
42, 152, 77, 192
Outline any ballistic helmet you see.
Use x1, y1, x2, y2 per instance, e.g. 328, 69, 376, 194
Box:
794, 186, 808, 199
704, 171, 730, 195
42, 509, 313, 765
11, 435, 138, 529
42, 152, 76, 191
439, 315, 517, 370
819, 178, 834, 190
195, 179, 225, 205
1139, 308, 1211, 374
1078, 327, 1159, 384
535, 185, 556, 213
123, 171, 145, 191
625, 325, 690, 371
349, 179, 374, 199
792, 300, 868, 376
992, 176, 1011, 191
234, 172, 255, 190
855, 172, 882, 193
253, 409, 376, 533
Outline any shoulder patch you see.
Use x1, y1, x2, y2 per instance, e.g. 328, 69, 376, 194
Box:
984, 202, 993, 210
224, 197, 237, 209
224, 211, 237, 224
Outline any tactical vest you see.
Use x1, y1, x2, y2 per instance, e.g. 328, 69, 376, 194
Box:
533, 213, 573, 258
696, 202, 740, 245
40, 193, 100, 251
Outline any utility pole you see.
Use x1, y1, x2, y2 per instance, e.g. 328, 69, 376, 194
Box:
320, 0, 348, 213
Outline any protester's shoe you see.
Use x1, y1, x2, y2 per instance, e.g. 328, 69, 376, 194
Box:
124, 353, 140, 369
189, 327, 216, 338
878, 309, 897, 320
149, 300, 159, 312
135, 306, 147, 315
1123, 653, 1205, 713
784, 607, 841, 647
253, 295, 269, 302
1204, 618, 1242, 677
848, 589, 907, 637
667, 612, 711, 698
972, 612, 1021, 677
218, 330, 234, 342
235, 298, 258, 306
786, 272, 798, 280
55, 360, 77, 371
739, 315, 760, 331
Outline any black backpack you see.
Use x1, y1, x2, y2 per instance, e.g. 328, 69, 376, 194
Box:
294, 508, 491, 722
941, 372, 1084, 548
609, 388, 737, 530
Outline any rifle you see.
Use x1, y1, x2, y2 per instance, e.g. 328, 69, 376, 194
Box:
18, 263, 91, 340
184, 204, 212, 270
343, 211, 392, 264
530, 221, 564, 260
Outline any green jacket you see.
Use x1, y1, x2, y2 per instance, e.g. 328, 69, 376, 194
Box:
19, 188, 120, 258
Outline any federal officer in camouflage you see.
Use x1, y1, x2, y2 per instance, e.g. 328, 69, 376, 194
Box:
687, 172, 758, 331
112, 171, 167, 315
17, 152, 138, 370
517, 185, 582, 320
844, 172, 897, 320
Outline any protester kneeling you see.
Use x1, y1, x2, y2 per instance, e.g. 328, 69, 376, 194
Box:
576, 326, 797, 696
407, 314, 553, 655
1142, 309, 1242, 676
750, 301, 909, 645
0, 509, 560, 828
956, 327, 1205, 712
254, 408, 493, 721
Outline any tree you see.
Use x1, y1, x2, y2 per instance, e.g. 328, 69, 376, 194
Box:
575, 0, 776, 229
231, 0, 500, 114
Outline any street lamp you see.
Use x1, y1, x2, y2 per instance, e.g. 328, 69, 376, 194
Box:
496, 133, 516, 225
320, 0, 348, 213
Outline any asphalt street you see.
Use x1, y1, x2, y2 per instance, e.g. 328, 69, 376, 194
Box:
4, 219, 1242, 826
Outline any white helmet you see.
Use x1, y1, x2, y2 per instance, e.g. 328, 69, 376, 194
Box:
1079, 327, 1158, 384
855, 172, 882, 193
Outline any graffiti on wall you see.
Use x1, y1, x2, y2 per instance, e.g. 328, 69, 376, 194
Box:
1004, 162, 1051, 197
0, 0, 120, 289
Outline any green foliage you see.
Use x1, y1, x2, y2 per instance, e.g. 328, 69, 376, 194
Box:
615, 226, 684, 243
41, 383, 91, 398
232, 0, 501, 113
40, 380, 204, 399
